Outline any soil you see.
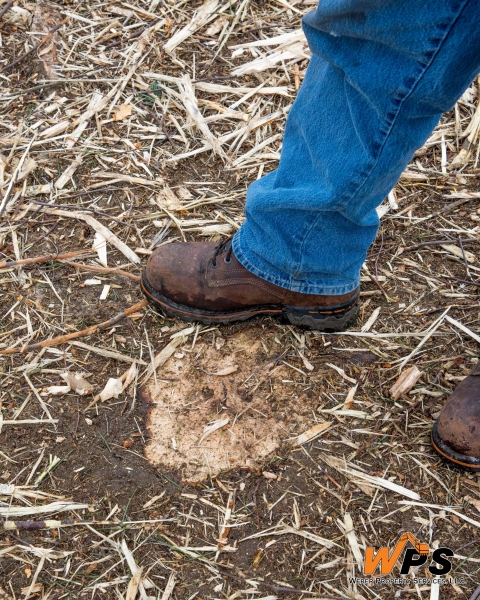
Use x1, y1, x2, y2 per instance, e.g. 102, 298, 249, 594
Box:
1, 2, 480, 598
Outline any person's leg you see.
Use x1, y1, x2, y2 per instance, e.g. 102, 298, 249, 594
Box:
233, 0, 480, 295
143, 0, 480, 331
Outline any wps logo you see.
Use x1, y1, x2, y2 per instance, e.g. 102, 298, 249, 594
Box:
364, 533, 453, 576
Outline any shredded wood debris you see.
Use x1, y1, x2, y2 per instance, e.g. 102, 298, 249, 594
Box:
1, 1, 480, 599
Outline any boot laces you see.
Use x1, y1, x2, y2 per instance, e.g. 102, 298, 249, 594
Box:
212, 238, 233, 268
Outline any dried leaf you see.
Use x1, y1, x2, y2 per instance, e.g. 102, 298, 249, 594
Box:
343, 384, 358, 409
40, 121, 70, 138
122, 363, 138, 391
4, 6, 32, 27
344, 513, 363, 569
252, 548, 264, 569
465, 496, 480, 512
205, 15, 227, 37
361, 307, 381, 332
60, 372, 93, 396
55, 155, 83, 190
325, 363, 357, 384
113, 104, 132, 121
164, 0, 221, 53
441, 244, 475, 263
179, 74, 227, 160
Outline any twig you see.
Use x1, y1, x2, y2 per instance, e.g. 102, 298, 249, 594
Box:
404, 236, 480, 252
4, 517, 172, 531
0, 300, 148, 355
431, 197, 471, 217
138, 101, 178, 149
63, 261, 140, 281
32, 201, 136, 229
104, 18, 162, 50
0, 0, 14, 21
444, 275, 480, 287
0, 249, 93, 270
391, 399, 423, 423
363, 264, 391, 302
470, 584, 480, 600
2, 18, 69, 72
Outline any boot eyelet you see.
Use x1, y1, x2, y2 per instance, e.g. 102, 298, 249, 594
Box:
212, 260, 218, 268
224, 256, 232, 264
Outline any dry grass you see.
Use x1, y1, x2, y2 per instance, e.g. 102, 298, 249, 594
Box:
1, 1, 480, 599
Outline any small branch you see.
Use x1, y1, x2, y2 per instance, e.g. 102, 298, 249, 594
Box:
0, 249, 93, 270
2, 18, 68, 72
443, 275, 480, 288
403, 236, 480, 252
138, 101, 178, 149
63, 261, 140, 281
431, 197, 471, 217
0, 300, 148, 355
0, 0, 14, 20
363, 264, 391, 303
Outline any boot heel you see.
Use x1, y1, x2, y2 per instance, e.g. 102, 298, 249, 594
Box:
283, 302, 358, 332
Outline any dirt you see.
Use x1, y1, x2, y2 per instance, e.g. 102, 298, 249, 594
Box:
1, 2, 480, 597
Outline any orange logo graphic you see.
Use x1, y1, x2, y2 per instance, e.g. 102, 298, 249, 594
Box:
364, 533, 452, 576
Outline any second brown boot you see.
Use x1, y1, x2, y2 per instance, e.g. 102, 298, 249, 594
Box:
431, 362, 480, 471
141, 239, 359, 331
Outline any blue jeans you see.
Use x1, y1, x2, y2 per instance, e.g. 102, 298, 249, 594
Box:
233, 0, 480, 295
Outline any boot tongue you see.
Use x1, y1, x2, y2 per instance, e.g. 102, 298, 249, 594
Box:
215, 238, 232, 256
218, 238, 232, 254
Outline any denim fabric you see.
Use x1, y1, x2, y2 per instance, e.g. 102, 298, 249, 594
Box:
233, 0, 480, 295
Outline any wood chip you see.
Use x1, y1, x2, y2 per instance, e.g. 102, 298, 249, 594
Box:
389, 366, 423, 401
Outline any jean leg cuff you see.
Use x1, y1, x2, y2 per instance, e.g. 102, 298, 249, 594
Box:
232, 233, 360, 296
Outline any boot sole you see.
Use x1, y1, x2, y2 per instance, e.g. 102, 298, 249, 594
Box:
141, 272, 358, 332
431, 421, 480, 472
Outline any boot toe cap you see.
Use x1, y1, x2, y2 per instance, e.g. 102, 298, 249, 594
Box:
433, 374, 480, 469
144, 242, 213, 308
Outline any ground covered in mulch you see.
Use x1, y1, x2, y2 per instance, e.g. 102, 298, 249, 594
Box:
1, 1, 480, 599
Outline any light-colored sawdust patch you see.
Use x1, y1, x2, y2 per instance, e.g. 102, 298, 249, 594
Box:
144, 327, 321, 482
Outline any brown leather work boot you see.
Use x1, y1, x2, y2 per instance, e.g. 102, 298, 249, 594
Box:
431, 362, 480, 471
141, 239, 359, 331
